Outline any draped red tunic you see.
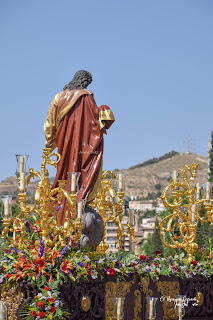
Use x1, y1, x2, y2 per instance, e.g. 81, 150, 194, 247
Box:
44, 89, 115, 225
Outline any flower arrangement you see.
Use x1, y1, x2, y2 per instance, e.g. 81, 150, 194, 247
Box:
0, 217, 213, 319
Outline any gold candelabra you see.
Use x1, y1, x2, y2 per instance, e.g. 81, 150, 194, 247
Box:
1, 150, 135, 252
159, 163, 213, 260
91, 171, 135, 253
1, 148, 83, 247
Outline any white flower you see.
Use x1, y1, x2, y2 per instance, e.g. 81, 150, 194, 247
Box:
90, 272, 97, 279
55, 300, 60, 307
0, 274, 4, 283
45, 306, 51, 311
97, 258, 104, 264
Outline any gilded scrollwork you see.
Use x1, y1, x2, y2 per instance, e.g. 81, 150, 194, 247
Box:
91, 170, 135, 254
158, 163, 201, 260
105, 281, 133, 320
133, 290, 142, 320
156, 280, 179, 320
0, 285, 23, 320
139, 276, 153, 297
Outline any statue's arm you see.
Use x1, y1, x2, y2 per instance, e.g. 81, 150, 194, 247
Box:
98, 105, 115, 133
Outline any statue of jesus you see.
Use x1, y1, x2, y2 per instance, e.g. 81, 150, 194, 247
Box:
44, 70, 115, 226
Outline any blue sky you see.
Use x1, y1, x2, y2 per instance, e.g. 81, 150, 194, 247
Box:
0, 0, 213, 181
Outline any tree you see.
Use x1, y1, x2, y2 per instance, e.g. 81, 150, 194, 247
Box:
140, 234, 153, 256
150, 219, 164, 256
208, 131, 213, 182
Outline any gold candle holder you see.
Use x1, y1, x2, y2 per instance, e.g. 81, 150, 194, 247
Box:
90, 170, 135, 254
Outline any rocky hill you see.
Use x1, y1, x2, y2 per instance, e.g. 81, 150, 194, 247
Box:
114, 152, 208, 199
0, 152, 208, 201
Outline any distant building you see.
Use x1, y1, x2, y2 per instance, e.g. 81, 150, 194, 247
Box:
133, 215, 161, 254
105, 216, 130, 253
129, 200, 154, 211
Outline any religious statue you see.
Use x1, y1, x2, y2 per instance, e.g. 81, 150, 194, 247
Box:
44, 70, 115, 248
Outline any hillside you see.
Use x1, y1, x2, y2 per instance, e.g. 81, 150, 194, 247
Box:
0, 176, 38, 202
114, 152, 208, 199
0, 152, 208, 201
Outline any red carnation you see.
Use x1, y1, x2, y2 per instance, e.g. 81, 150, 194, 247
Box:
6, 274, 11, 279
154, 262, 157, 267
44, 286, 51, 291
51, 307, 56, 314
48, 298, 55, 303
85, 263, 91, 277
132, 263, 136, 267
107, 267, 116, 276
32, 311, 37, 317
191, 260, 198, 267
173, 266, 179, 272
3, 267, 6, 271
37, 301, 43, 309
39, 311, 46, 319
140, 255, 146, 261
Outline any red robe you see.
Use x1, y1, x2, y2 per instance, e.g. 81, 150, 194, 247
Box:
44, 89, 115, 225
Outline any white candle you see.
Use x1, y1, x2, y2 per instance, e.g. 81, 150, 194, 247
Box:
149, 300, 153, 318
20, 172, 25, 192
117, 297, 121, 320
191, 204, 196, 224
206, 182, 211, 201
196, 183, 200, 200
4, 198, 9, 218
173, 171, 177, 183
118, 174, 123, 190
19, 156, 24, 173
71, 173, 76, 192
77, 201, 83, 219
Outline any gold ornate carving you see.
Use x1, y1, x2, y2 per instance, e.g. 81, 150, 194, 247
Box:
91, 170, 135, 254
105, 281, 132, 320
133, 290, 142, 320
0, 285, 23, 320
81, 295, 91, 312
158, 163, 200, 261
139, 276, 153, 297
156, 280, 179, 320
196, 291, 204, 306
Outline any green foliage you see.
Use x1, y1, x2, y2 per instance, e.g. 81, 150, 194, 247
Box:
143, 209, 157, 219
150, 219, 164, 256
0, 202, 3, 235
155, 184, 162, 190
129, 150, 179, 170
195, 205, 213, 248
140, 234, 152, 256
11, 204, 21, 216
